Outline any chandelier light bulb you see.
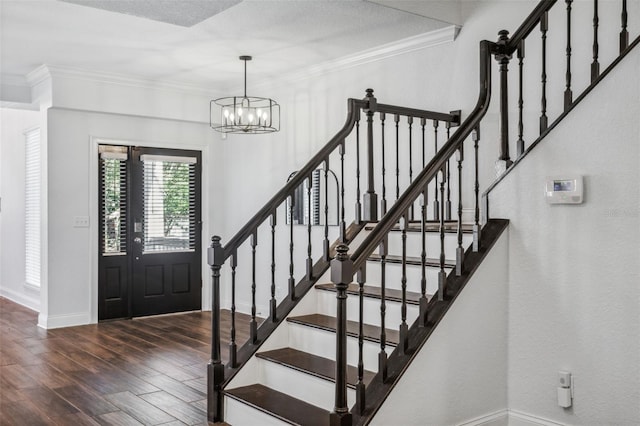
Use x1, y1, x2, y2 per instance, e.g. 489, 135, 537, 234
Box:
223, 109, 230, 118
237, 108, 243, 117
248, 113, 254, 123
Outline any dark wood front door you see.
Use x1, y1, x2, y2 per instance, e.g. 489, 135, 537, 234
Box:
98, 145, 202, 320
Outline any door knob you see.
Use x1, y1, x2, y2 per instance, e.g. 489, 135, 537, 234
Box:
134, 237, 142, 244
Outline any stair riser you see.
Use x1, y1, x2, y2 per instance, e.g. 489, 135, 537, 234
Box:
224, 396, 291, 426
316, 289, 420, 329
288, 321, 392, 369
257, 357, 356, 412
365, 262, 451, 295
384, 232, 472, 259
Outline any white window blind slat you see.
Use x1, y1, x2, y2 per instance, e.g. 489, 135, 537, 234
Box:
24, 128, 41, 288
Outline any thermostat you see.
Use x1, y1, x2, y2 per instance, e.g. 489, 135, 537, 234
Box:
545, 176, 583, 204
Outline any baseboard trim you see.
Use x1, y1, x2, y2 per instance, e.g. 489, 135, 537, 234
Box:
0, 287, 40, 312
457, 410, 567, 426
508, 410, 566, 426
38, 311, 91, 329
458, 410, 508, 426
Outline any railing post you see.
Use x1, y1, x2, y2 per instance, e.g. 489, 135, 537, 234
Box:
330, 244, 353, 426
207, 236, 225, 423
363, 89, 378, 222
495, 30, 514, 170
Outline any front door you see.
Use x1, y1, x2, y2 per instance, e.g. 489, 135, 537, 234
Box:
98, 145, 202, 320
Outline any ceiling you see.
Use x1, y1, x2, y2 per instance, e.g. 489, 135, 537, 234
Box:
0, 0, 460, 94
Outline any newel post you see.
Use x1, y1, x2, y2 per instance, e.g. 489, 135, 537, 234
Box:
207, 236, 225, 422
362, 89, 378, 222
494, 30, 514, 169
330, 244, 353, 426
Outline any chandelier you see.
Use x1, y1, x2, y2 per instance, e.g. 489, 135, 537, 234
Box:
210, 55, 280, 134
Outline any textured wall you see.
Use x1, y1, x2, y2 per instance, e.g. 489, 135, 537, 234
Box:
488, 45, 640, 425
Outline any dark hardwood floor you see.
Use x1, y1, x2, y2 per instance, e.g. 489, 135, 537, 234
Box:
0, 297, 249, 425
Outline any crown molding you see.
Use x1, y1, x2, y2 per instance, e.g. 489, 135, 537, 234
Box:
279, 25, 460, 85
25, 64, 220, 98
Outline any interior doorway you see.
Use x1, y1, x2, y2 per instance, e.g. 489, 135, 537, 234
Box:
98, 145, 202, 320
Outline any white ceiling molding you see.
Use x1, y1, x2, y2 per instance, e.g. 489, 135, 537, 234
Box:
25, 64, 220, 99
278, 25, 460, 86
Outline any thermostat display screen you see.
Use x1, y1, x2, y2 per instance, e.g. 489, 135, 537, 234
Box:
553, 180, 574, 192
545, 175, 583, 204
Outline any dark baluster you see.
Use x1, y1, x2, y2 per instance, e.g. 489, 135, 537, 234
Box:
496, 30, 513, 167
456, 145, 465, 276
355, 115, 362, 224
363, 89, 378, 222
250, 231, 258, 343
207, 236, 225, 422
620, 0, 629, 53
517, 40, 526, 157
378, 237, 388, 381
564, 0, 573, 111
340, 140, 346, 243
356, 266, 366, 414
445, 122, 452, 220
323, 159, 330, 261
306, 175, 313, 280
330, 244, 353, 426
473, 127, 481, 252
592, 0, 600, 82
399, 214, 409, 353
270, 213, 277, 322
288, 195, 296, 300
229, 250, 238, 367
540, 11, 549, 133
419, 185, 428, 327
433, 120, 440, 220
380, 113, 387, 215
408, 116, 414, 220
421, 118, 427, 168
395, 114, 400, 201
437, 168, 446, 301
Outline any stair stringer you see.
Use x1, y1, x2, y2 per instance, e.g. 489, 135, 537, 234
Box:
368, 225, 510, 426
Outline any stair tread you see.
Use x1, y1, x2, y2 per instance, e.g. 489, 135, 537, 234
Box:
288, 313, 399, 346
256, 347, 376, 388
225, 383, 330, 426
367, 253, 455, 268
365, 220, 473, 233
315, 283, 428, 306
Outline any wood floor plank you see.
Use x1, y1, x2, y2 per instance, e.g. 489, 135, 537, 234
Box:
139, 391, 207, 425
104, 391, 177, 425
54, 383, 120, 417
95, 411, 144, 426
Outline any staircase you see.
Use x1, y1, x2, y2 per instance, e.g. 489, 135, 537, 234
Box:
207, 0, 639, 424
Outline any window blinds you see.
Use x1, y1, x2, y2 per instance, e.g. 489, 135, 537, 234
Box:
25, 128, 41, 287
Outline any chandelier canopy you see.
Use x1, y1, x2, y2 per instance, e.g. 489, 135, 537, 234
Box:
210, 56, 280, 134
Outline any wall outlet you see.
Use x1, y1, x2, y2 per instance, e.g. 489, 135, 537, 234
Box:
73, 216, 90, 228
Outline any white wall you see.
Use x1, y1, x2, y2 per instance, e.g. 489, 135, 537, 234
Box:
0, 107, 41, 310
488, 45, 640, 425
371, 230, 510, 426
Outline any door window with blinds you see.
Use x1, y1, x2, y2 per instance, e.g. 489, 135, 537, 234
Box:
140, 154, 197, 253
100, 147, 128, 255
